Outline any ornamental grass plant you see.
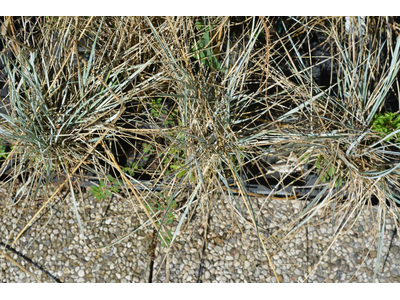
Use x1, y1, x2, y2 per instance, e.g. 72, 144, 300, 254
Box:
260, 16, 400, 280
0, 16, 160, 242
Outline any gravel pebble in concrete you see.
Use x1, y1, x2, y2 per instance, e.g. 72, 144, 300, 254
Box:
1, 184, 400, 283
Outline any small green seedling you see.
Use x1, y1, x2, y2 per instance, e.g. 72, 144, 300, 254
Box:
161, 229, 173, 247
315, 155, 344, 188
191, 21, 224, 71
372, 112, 400, 143
169, 163, 187, 178
150, 98, 167, 118
146, 193, 177, 247
0, 139, 8, 159
143, 143, 153, 154
162, 133, 192, 180
123, 162, 141, 176
91, 175, 121, 200
141, 143, 154, 162
150, 98, 178, 126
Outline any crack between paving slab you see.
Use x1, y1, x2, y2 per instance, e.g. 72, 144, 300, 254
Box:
382, 227, 397, 274
196, 212, 212, 283
0, 240, 62, 283
306, 225, 309, 283
148, 230, 157, 283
